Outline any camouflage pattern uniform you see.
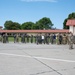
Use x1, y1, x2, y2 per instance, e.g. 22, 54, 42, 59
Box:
68, 32, 74, 49
0, 34, 2, 42
63, 34, 67, 44
3, 34, 6, 43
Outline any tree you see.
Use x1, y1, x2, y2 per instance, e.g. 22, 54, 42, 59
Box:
4, 21, 13, 30
4, 17, 53, 30
4, 21, 21, 30
68, 13, 75, 19
21, 22, 35, 30
63, 18, 69, 29
31, 24, 39, 30
36, 17, 53, 29
11, 22, 21, 30
63, 12, 75, 29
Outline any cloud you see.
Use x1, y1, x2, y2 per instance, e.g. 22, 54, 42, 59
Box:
20, 0, 58, 2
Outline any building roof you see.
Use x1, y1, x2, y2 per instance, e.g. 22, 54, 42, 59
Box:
66, 19, 75, 26
0, 30, 69, 33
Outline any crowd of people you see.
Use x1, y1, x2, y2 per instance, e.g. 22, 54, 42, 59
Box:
0, 32, 74, 49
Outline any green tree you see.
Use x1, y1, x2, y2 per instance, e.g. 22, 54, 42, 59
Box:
63, 12, 75, 29
31, 24, 39, 30
68, 13, 75, 19
4, 21, 21, 30
36, 17, 53, 29
12, 22, 21, 30
63, 18, 69, 29
4, 21, 13, 30
21, 22, 35, 30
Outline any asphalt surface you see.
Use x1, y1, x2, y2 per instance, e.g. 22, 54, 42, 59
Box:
0, 42, 75, 75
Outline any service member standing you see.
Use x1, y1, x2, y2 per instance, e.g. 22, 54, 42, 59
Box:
5, 33, 9, 43
63, 34, 67, 44
14, 34, 16, 43
0, 34, 2, 42
16, 34, 19, 43
41, 35, 45, 44
3, 33, 6, 43
31, 35, 33, 43
27, 35, 29, 43
68, 32, 74, 49
36, 34, 39, 45
21, 34, 24, 43
59, 33, 63, 44
50, 33, 54, 44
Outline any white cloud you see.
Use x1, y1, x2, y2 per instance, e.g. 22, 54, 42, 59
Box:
20, 0, 58, 2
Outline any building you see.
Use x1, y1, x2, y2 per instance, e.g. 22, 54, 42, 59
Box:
0, 19, 75, 35
66, 19, 75, 35
0, 29, 69, 36
0, 26, 69, 35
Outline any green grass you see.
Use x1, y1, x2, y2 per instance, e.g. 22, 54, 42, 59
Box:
8, 37, 21, 42
8, 37, 14, 41
8, 37, 35, 42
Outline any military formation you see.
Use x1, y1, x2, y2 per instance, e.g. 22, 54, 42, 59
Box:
0, 32, 74, 49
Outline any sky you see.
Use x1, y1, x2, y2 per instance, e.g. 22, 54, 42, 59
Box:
0, 0, 75, 29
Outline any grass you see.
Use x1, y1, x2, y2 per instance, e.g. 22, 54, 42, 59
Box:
8, 37, 35, 42
8, 37, 14, 42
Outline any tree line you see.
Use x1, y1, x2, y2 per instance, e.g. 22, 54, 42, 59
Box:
4, 12, 75, 30
4, 17, 53, 30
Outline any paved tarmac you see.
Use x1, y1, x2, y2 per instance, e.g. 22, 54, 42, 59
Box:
0, 42, 75, 75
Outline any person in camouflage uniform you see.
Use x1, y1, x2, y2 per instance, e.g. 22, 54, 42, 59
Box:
36, 34, 39, 45
50, 33, 54, 44
0, 34, 2, 42
63, 34, 67, 44
59, 33, 63, 44
68, 32, 74, 49
30, 35, 33, 43
16, 34, 19, 43
13, 34, 16, 43
2, 33, 6, 43
5, 33, 9, 43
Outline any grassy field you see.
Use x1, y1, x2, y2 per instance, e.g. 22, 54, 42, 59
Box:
8, 37, 21, 42
8, 37, 36, 42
